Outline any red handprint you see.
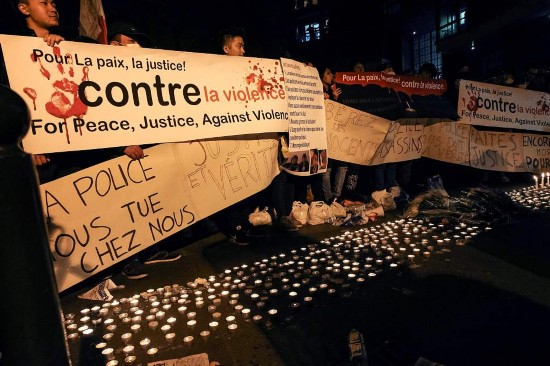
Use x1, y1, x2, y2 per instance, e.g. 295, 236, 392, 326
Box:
25, 46, 90, 144
462, 89, 479, 112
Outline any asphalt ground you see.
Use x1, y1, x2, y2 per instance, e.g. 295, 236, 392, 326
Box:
60, 172, 550, 366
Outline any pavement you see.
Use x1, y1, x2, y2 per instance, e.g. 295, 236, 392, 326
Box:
59, 173, 550, 366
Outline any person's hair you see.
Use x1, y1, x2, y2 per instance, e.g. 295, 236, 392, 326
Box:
219, 26, 245, 52
419, 62, 437, 77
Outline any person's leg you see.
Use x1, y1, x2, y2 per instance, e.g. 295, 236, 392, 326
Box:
271, 171, 297, 231
321, 168, 332, 202
385, 163, 398, 190
373, 164, 386, 191
332, 162, 349, 199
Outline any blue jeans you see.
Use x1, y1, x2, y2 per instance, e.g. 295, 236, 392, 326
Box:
374, 163, 397, 191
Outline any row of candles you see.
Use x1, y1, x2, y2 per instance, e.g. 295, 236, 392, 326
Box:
533, 172, 550, 189
65, 218, 487, 364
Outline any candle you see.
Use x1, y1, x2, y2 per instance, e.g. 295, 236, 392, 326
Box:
183, 336, 194, 346
541, 173, 545, 188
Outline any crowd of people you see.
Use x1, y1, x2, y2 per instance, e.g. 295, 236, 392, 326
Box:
3, 0, 550, 284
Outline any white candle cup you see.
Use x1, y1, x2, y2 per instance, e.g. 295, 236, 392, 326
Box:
161, 324, 171, 334
147, 348, 158, 358
200, 330, 211, 340
121, 332, 132, 344
165, 332, 176, 344
123, 345, 134, 356
139, 338, 151, 349
183, 335, 194, 346
130, 324, 141, 334
212, 312, 222, 321
225, 315, 236, 324
102, 348, 115, 360
148, 321, 159, 330
124, 355, 137, 365
102, 333, 114, 341
187, 319, 197, 330
209, 321, 219, 331
228, 323, 238, 333
187, 311, 197, 320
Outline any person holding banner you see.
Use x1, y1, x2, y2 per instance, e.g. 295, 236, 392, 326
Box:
108, 22, 182, 279
317, 64, 348, 204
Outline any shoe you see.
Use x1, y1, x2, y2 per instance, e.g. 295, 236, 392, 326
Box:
228, 225, 250, 245
143, 250, 182, 265
276, 215, 299, 231
122, 261, 148, 280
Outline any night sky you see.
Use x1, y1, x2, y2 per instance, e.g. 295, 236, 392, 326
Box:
0, 0, 292, 57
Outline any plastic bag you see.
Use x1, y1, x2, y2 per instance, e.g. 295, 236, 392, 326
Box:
290, 201, 309, 227
330, 200, 347, 217
307, 201, 334, 225
248, 207, 272, 226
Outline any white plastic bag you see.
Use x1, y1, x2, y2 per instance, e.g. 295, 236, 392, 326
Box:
330, 200, 347, 217
248, 207, 272, 226
290, 201, 309, 227
307, 201, 334, 225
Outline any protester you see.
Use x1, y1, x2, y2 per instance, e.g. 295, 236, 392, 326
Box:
108, 21, 181, 279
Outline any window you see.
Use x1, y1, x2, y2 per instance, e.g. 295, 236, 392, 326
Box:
294, 0, 318, 10
438, 1, 467, 39
383, 0, 400, 15
297, 23, 321, 42
412, 31, 442, 75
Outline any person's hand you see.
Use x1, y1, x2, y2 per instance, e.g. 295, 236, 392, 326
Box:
43, 34, 65, 47
123, 145, 144, 160
33, 154, 50, 166
331, 84, 342, 100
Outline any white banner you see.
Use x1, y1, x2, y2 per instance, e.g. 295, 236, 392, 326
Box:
42, 135, 279, 292
0, 34, 289, 153
458, 80, 550, 132
280, 58, 327, 176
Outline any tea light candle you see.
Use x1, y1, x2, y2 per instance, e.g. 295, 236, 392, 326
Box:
167, 317, 177, 326
102, 333, 114, 341
200, 330, 211, 340
187, 311, 197, 320
225, 315, 236, 324
241, 308, 251, 318
161, 324, 171, 334
209, 321, 219, 331
148, 321, 158, 330
165, 332, 176, 345
130, 324, 141, 334
102, 348, 115, 360
228, 323, 238, 333
183, 336, 194, 346
122, 345, 134, 356
178, 306, 187, 315
124, 355, 137, 365
187, 319, 197, 330
212, 312, 222, 321
147, 348, 158, 358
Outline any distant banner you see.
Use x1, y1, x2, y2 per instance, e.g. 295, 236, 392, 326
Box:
520, 132, 550, 171
458, 80, 550, 132
422, 122, 471, 165
370, 118, 428, 165
42, 135, 279, 292
469, 128, 525, 172
335, 72, 456, 120
0, 35, 289, 153
325, 100, 391, 165
280, 58, 327, 176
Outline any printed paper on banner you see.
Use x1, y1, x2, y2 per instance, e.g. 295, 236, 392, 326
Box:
42, 135, 279, 292
325, 100, 391, 165
0, 35, 288, 153
458, 80, 550, 132
280, 58, 327, 175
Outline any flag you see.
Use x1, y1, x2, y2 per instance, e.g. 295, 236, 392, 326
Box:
79, 0, 108, 44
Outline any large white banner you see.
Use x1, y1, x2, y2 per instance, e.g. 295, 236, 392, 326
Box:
42, 135, 279, 292
0, 35, 289, 153
458, 80, 550, 132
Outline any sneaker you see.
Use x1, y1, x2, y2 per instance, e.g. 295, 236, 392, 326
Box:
228, 225, 250, 246
122, 261, 148, 280
276, 215, 299, 232
143, 250, 182, 265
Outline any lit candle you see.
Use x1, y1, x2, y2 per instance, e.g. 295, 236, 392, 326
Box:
541, 173, 545, 188
547, 172, 550, 185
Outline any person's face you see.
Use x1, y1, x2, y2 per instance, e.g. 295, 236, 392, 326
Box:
311, 152, 318, 165
322, 68, 334, 85
19, 0, 59, 31
291, 156, 298, 164
110, 34, 141, 47
353, 63, 365, 72
224, 36, 245, 56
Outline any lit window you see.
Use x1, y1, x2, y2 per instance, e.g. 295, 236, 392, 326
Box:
412, 31, 442, 74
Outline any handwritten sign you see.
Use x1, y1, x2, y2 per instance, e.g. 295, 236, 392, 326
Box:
422, 122, 470, 165
469, 127, 525, 172
325, 100, 391, 165
41, 135, 279, 292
